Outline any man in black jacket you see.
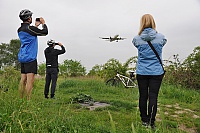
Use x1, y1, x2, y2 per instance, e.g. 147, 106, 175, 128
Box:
44, 40, 66, 99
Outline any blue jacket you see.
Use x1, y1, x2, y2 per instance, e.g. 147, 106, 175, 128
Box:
132, 28, 167, 75
18, 23, 48, 63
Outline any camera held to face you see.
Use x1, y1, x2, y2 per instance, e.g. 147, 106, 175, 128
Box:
36, 18, 40, 22
47, 39, 59, 46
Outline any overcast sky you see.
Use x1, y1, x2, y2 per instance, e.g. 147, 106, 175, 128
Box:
1, 0, 200, 71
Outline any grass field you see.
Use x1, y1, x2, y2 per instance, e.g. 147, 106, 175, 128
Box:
0, 76, 199, 133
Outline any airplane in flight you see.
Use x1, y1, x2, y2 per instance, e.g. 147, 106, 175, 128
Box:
99, 35, 126, 42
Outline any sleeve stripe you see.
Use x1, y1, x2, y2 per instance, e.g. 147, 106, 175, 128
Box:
27, 26, 46, 36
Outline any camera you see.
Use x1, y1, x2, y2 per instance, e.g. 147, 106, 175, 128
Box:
55, 43, 59, 45
36, 18, 40, 21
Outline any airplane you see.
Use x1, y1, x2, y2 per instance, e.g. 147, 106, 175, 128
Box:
99, 35, 126, 42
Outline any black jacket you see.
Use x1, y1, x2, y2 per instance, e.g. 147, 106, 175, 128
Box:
44, 45, 66, 68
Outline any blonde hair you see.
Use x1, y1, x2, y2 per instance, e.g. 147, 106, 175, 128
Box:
138, 14, 156, 35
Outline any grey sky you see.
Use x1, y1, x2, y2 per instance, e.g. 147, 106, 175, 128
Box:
1, 0, 200, 71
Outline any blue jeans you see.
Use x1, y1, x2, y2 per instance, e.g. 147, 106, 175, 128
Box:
136, 74, 164, 124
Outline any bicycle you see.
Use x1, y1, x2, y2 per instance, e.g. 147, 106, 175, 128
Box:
106, 71, 137, 88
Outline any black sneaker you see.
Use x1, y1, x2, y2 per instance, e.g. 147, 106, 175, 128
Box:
150, 123, 156, 130
45, 95, 49, 99
51, 97, 56, 99
142, 121, 149, 127
51, 94, 55, 99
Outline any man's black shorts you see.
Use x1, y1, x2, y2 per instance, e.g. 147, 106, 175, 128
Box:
21, 60, 37, 74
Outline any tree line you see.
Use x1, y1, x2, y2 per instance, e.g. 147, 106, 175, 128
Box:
0, 39, 200, 89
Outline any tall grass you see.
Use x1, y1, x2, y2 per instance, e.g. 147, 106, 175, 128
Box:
108, 111, 116, 133
0, 76, 199, 133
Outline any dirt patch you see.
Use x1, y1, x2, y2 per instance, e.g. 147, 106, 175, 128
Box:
171, 115, 179, 118
193, 114, 199, 119
161, 103, 199, 133
184, 108, 194, 113
80, 102, 110, 110
179, 124, 197, 133
164, 103, 199, 119
175, 110, 186, 114
165, 105, 173, 108
164, 112, 169, 115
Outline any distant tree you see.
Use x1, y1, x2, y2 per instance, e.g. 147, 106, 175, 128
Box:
89, 56, 137, 80
102, 58, 124, 79
164, 46, 200, 89
182, 46, 200, 89
59, 63, 67, 76
60, 59, 86, 77
103, 57, 137, 79
0, 39, 20, 70
87, 64, 103, 77
183, 46, 200, 70
122, 56, 137, 72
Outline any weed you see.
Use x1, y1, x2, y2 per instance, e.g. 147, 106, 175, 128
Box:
70, 93, 94, 104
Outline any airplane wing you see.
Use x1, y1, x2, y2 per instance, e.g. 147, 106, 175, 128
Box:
100, 35, 126, 42
114, 35, 119, 38
118, 37, 126, 40
99, 37, 110, 39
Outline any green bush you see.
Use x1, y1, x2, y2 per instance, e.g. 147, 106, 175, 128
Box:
164, 46, 200, 90
88, 57, 137, 80
60, 59, 86, 77
0, 66, 20, 91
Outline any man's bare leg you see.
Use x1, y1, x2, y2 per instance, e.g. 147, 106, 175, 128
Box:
26, 73, 35, 100
19, 74, 27, 99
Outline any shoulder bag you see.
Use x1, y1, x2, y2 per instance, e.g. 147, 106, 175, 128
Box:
147, 41, 166, 75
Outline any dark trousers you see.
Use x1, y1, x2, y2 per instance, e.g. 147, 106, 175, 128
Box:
136, 74, 164, 124
44, 68, 58, 98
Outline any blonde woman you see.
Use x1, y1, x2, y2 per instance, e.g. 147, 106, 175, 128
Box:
132, 14, 167, 129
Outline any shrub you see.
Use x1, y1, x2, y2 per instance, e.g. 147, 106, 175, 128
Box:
0, 66, 20, 91
164, 46, 200, 89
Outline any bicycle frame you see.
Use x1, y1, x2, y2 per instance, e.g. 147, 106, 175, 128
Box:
115, 73, 136, 88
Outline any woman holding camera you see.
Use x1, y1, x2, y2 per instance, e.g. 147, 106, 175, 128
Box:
132, 14, 167, 129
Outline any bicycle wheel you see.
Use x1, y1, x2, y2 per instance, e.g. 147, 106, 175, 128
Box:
106, 78, 120, 87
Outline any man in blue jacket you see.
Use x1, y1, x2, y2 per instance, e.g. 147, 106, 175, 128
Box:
18, 9, 48, 100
